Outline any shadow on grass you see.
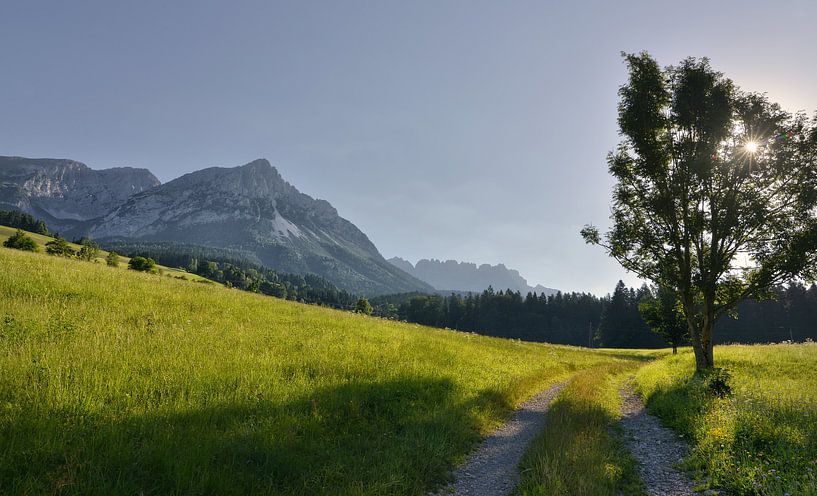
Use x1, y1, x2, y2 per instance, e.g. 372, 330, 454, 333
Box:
3, 376, 518, 496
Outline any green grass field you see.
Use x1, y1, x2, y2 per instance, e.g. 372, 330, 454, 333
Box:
0, 225, 210, 283
636, 345, 817, 495
0, 246, 650, 495
5, 237, 816, 496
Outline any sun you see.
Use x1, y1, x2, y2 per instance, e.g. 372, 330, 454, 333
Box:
745, 141, 759, 154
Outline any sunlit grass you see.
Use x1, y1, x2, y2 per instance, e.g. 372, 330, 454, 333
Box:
514, 362, 647, 496
0, 225, 210, 282
0, 247, 650, 495
635, 344, 817, 495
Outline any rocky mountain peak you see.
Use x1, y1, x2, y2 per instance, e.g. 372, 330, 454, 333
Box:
388, 257, 558, 296
0, 155, 160, 228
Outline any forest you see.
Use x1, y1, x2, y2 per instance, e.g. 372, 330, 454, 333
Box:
372, 281, 817, 348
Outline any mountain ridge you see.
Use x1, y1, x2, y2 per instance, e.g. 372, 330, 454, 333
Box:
0, 155, 160, 230
1, 155, 432, 295
388, 257, 558, 296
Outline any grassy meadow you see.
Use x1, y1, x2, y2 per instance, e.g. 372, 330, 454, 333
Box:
515, 362, 646, 496
636, 345, 817, 495
0, 246, 650, 495
0, 225, 210, 283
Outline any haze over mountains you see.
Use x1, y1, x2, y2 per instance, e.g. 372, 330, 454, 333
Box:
0, 155, 431, 295
388, 257, 558, 296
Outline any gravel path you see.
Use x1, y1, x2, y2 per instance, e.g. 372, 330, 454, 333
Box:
434, 382, 565, 496
619, 385, 698, 496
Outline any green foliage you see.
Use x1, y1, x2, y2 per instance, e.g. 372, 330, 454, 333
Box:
45, 236, 75, 257
0, 248, 646, 495
636, 345, 817, 494
515, 363, 645, 496
0, 210, 49, 235
598, 281, 663, 348
2, 229, 38, 252
583, 52, 817, 369
128, 256, 157, 272
354, 297, 373, 315
76, 238, 100, 261
638, 285, 689, 353
106, 250, 120, 267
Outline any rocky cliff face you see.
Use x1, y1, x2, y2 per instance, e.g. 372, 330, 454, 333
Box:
0, 156, 160, 230
388, 257, 558, 296
88, 159, 432, 295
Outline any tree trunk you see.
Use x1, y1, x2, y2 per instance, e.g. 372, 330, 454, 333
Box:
692, 306, 715, 371
672, 345, 677, 355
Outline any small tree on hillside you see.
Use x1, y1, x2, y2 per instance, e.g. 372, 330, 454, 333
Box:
354, 297, 373, 315
582, 53, 817, 370
77, 239, 100, 261
639, 285, 688, 354
45, 237, 75, 257
106, 251, 120, 267
3, 229, 38, 252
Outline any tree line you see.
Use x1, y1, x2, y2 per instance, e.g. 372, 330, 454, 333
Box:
372, 281, 817, 348
0, 210, 49, 235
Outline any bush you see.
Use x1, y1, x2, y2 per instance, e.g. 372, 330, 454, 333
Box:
2, 229, 38, 252
354, 298, 373, 316
128, 256, 157, 272
45, 237, 75, 257
106, 251, 120, 267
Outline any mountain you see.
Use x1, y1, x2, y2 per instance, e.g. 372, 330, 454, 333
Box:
86, 159, 432, 296
387, 257, 559, 296
0, 156, 160, 231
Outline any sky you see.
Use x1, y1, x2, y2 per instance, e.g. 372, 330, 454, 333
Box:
2, 1, 816, 295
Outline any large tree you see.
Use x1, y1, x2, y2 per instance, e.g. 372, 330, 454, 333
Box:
582, 53, 817, 370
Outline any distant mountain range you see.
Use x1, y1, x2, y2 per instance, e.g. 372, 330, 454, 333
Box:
0, 155, 432, 296
387, 257, 558, 296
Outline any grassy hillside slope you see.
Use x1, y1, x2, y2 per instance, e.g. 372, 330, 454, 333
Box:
0, 225, 210, 282
0, 247, 649, 495
636, 345, 817, 495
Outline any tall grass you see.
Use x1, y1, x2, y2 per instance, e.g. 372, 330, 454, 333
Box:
514, 362, 646, 496
636, 345, 817, 495
0, 248, 645, 495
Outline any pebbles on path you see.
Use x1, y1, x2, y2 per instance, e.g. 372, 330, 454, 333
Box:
619, 385, 698, 496
434, 382, 565, 496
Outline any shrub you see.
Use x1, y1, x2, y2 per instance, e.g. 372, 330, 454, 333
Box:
354, 298, 373, 316
2, 229, 38, 252
128, 256, 157, 272
77, 239, 100, 261
106, 251, 120, 267
45, 237, 75, 257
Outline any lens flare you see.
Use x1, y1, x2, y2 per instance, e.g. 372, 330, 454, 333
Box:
745, 141, 759, 154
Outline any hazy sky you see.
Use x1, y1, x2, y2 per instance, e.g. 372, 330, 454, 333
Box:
2, 1, 816, 295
